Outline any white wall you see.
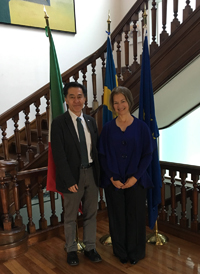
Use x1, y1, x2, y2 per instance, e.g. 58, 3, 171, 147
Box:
0, 0, 135, 114
159, 107, 200, 166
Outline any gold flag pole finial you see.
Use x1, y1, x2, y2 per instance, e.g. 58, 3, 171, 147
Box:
107, 11, 111, 33
44, 6, 49, 27
143, 3, 147, 28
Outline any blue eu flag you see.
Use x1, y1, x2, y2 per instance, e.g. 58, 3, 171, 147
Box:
139, 29, 162, 230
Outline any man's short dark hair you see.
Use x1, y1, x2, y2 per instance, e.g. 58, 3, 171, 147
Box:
63, 82, 87, 98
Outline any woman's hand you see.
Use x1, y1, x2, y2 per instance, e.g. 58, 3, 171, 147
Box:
121, 176, 137, 189
110, 177, 124, 189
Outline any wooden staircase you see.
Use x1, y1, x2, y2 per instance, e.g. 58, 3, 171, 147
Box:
0, 0, 200, 260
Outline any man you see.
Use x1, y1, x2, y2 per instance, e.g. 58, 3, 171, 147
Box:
51, 82, 102, 266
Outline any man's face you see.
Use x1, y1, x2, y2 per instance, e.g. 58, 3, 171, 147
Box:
65, 87, 86, 116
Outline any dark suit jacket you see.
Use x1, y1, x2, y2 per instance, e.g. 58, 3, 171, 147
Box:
51, 111, 100, 193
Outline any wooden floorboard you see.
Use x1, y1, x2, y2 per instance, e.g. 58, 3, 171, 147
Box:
1, 217, 200, 274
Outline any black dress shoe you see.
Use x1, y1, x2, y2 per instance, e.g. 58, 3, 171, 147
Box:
130, 259, 138, 265
84, 249, 102, 262
119, 258, 128, 264
67, 251, 79, 266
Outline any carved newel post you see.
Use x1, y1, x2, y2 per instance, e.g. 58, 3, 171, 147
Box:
0, 159, 17, 231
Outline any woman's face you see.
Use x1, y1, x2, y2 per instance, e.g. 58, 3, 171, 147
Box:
113, 93, 130, 115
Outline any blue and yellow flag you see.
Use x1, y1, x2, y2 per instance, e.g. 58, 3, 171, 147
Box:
139, 29, 162, 230
103, 36, 118, 125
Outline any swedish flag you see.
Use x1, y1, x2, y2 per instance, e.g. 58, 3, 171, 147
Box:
139, 29, 162, 230
103, 36, 118, 125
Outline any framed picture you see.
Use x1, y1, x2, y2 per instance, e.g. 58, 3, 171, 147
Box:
0, 0, 76, 34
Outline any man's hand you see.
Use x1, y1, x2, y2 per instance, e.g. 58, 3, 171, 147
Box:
121, 176, 137, 189
110, 177, 124, 189
68, 184, 78, 192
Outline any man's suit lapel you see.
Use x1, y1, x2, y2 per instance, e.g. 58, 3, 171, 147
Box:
64, 111, 81, 154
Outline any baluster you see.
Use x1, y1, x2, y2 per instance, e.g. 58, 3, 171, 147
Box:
0, 122, 9, 160
13, 175, 23, 227
160, 0, 169, 44
180, 172, 189, 228
191, 174, 199, 231
73, 71, 79, 82
45, 92, 50, 131
0, 160, 17, 230
61, 196, 64, 223
91, 60, 98, 110
50, 191, 58, 226
130, 14, 139, 72
12, 114, 24, 169
169, 170, 178, 224
24, 106, 35, 162
197, 0, 200, 8
99, 188, 106, 210
159, 168, 167, 221
115, 34, 122, 84
150, 0, 159, 54
38, 175, 47, 230
81, 67, 88, 113
34, 99, 45, 154
25, 177, 36, 233
183, 0, 193, 21
171, 0, 180, 33
0, 174, 12, 230
123, 24, 131, 81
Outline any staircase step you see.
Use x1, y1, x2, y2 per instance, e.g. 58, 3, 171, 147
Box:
30, 129, 48, 144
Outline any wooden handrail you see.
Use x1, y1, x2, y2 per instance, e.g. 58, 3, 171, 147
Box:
160, 161, 200, 175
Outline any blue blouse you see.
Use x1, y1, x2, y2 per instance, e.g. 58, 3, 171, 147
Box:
98, 116, 154, 189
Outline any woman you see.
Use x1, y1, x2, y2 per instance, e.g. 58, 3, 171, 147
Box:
98, 86, 154, 265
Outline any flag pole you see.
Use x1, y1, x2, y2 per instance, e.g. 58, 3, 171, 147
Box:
140, 4, 168, 246
43, 6, 85, 252
99, 12, 113, 246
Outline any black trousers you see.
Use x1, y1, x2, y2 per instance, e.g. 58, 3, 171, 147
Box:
105, 183, 147, 260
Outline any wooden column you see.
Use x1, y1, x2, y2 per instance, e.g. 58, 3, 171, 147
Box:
191, 174, 199, 231
123, 24, 131, 81
180, 172, 189, 228
45, 92, 50, 131
0, 122, 9, 160
183, 0, 193, 21
130, 13, 139, 72
169, 170, 178, 224
150, 0, 159, 54
12, 114, 24, 169
25, 177, 36, 234
99, 188, 106, 210
50, 191, 58, 226
24, 106, 35, 162
160, 0, 169, 44
0, 160, 17, 231
115, 34, 122, 84
159, 168, 167, 221
38, 175, 47, 230
91, 60, 98, 110
34, 99, 45, 154
13, 175, 23, 227
171, 0, 180, 33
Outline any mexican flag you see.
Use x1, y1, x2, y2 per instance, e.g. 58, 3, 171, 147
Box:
45, 25, 65, 197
